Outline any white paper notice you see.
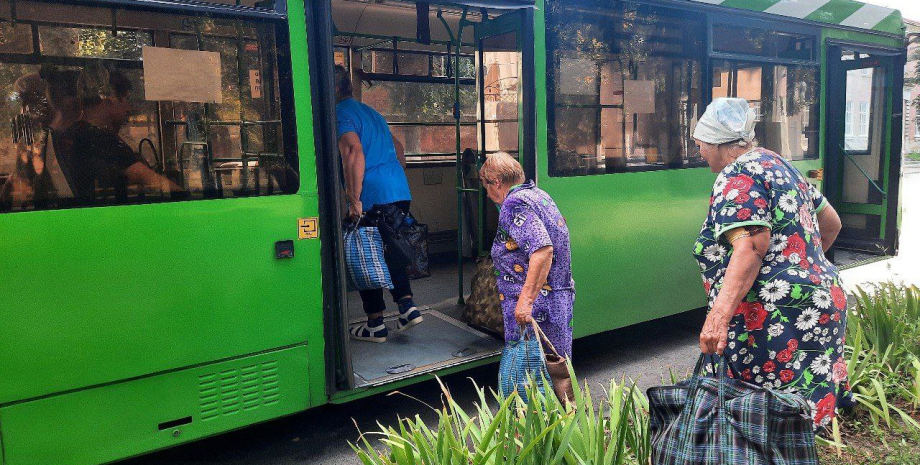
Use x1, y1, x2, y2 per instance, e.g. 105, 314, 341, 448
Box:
624, 80, 655, 114
249, 69, 263, 99
143, 47, 222, 103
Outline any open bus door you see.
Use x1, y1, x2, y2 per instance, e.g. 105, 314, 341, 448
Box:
470, 8, 536, 257
825, 42, 905, 262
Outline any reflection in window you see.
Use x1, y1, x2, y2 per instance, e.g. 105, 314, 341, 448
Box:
547, 0, 704, 176
0, 0, 296, 213
844, 67, 877, 152
357, 74, 479, 163
712, 25, 815, 62
711, 61, 818, 160
845, 101, 853, 136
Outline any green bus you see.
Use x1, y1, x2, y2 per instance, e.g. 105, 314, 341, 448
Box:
0, 0, 906, 463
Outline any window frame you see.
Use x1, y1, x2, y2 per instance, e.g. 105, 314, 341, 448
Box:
0, 0, 300, 213
342, 44, 478, 166
707, 16, 821, 161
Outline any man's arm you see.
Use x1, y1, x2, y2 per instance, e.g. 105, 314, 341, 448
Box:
339, 131, 366, 219
392, 134, 406, 169
124, 162, 182, 193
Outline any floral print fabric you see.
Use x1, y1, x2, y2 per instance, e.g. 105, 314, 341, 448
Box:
492, 181, 575, 356
692, 148, 851, 429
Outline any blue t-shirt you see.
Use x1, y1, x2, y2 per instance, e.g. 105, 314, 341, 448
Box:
336, 98, 411, 210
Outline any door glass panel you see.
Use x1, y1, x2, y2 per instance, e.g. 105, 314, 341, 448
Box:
840, 213, 882, 240
479, 31, 520, 156
842, 65, 885, 205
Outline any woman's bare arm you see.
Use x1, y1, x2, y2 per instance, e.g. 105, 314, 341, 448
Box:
817, 203, 842, 252
700, 227, 770, 354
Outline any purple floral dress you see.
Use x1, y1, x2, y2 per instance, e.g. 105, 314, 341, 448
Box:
492, 181, 575, 356
692, 148, 851, 429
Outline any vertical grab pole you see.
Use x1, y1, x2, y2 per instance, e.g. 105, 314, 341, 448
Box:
437, 7, 469, 306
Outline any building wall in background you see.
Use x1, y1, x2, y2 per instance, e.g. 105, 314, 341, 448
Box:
904, 20, 920, 155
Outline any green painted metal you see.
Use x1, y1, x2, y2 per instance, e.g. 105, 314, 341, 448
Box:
0, 0, 326, 462
0, 345, 310, 465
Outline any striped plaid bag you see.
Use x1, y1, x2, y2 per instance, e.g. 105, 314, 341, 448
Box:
647, 355, 818, 465
343, 224, 393, 291
498, 322, 550, 402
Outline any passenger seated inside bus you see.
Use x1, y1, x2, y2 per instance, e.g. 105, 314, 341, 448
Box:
0, 0, 297, 212
61, 66, 183, 205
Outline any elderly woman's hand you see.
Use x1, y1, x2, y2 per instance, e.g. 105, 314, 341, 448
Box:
515, 298, 533, 325
700, 308, 733, 354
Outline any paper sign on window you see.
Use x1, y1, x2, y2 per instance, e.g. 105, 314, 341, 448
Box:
142, 47, 222, 103
249, 69, 262, 99
624, 80, 655, 114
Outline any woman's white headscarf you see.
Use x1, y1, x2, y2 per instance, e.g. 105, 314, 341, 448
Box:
693, 98, 757, 146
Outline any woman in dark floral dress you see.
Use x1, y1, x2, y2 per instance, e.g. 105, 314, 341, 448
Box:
480, 152, 575, 356
692, 98, 850, 429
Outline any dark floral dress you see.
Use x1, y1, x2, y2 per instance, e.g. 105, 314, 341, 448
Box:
692, 148, 851, 429
492, 181, 575, 356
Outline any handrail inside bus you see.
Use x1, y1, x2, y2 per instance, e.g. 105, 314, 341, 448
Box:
839, 144, 888, 197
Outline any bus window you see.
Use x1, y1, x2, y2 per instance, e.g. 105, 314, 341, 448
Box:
546, 0, 705, 176
711, 62, 819, 161
0, 0, 296, 213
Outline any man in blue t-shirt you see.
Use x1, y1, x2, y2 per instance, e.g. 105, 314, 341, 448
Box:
335, 65, 423, 343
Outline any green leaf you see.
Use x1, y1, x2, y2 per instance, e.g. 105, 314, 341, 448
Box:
791, 284, 802, 299
803, 369, 814, 386
746, 290, 758, 302
694, 242, 704, 254
775, 209, 785, 221
737, 333, 749, 342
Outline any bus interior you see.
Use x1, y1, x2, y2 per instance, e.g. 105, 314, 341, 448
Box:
329, 0, 529, 387
0, 0, 298, 210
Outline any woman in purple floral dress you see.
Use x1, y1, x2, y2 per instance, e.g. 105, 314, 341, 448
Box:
479, 152, 575, 356
692, 98, 851, 429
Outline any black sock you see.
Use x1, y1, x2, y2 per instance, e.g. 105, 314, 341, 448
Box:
368, 317, 384, 327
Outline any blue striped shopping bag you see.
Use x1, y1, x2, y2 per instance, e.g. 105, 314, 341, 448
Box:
499, 322, 550, 402
344, 224, 393, 291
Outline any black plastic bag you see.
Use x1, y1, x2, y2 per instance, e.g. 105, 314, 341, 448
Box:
405, 221, 430, 279
368, 204, 414, 267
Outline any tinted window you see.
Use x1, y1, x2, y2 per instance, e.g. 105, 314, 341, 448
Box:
547, 0, 705, 176
0, 0, 296, 213
713, 25, 815, 62
711, 61, 819, 160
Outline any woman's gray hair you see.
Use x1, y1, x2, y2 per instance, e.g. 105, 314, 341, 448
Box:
479, 152, 525, 186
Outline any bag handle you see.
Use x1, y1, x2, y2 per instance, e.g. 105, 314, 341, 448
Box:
529, 319, 565, 359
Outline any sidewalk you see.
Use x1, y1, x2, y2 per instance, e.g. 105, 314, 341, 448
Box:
840, 170, 919, 290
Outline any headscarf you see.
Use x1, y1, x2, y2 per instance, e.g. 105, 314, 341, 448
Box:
693, 97, 757, 146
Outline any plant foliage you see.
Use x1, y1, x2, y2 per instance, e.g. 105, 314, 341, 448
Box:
351, 370, 652, 465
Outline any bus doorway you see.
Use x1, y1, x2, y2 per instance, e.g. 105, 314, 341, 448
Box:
324, 0, 535, 389
825, 43, 905, 266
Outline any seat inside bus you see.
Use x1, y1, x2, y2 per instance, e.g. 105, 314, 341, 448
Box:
331, 0, 511, 387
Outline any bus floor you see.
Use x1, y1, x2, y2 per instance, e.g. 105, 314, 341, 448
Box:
345, 258, 502, 387
832, 248, 883, 269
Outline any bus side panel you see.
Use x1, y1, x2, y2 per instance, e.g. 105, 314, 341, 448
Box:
0, 193, 322, 405
0, 345, 309, 465
540, 169, 713, 339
